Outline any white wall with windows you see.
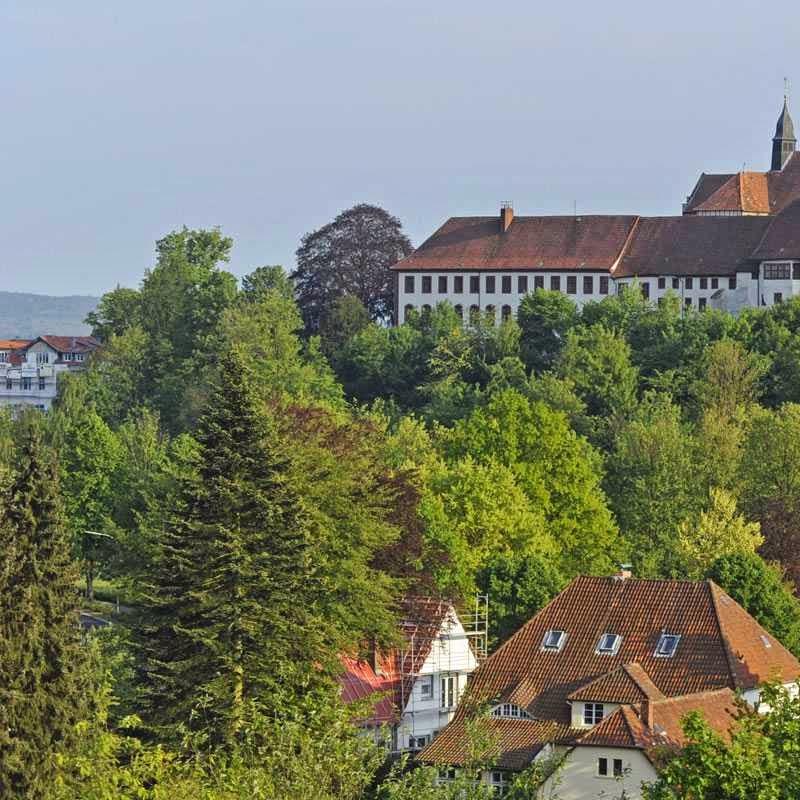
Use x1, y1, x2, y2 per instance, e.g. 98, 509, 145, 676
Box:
396, 608, 479, 753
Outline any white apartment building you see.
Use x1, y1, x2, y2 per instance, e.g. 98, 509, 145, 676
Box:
0, 336, 100, 412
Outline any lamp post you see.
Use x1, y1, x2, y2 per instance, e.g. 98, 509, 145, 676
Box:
83, 530, 118, 610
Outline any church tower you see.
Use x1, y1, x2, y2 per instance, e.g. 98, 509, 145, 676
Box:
772, 96, 796, 170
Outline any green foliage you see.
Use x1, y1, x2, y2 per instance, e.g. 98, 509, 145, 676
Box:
645, 684, 800, 800
319, 294, 372, 361
0, 416, 89, 798
85, 286, 142, 341
240, 265, 294, 303
706, 552, 800, 656
517, 289, 579, 373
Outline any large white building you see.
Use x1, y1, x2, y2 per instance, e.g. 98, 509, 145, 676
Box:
420, 573, 800, 798
0, 336, 100, 412
339, 596, 484, 753
392, 99, 800, 321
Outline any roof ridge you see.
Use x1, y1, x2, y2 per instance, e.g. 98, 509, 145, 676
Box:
707, 581, 742, 690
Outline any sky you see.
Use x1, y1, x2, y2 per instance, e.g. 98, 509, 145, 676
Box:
2, 0, 799, 297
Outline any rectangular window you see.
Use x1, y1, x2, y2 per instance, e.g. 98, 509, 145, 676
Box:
655, 633, 681, 658
794, 264, 800, 280
658, 277, 666, 289
21, 377, 32, 391
420, 675, 434, 699
598, 758, 608, 777
699, 297, 707, 310
641, 282, 650, 299
599, 275, 609, 295
454, 276, 464, 293
470, 275, 480, 293
404, 275, 415, 293
440, 675, 456, 709
36, 352, 49, 365
729, 276, 737, 289
686, 277, 694, 289
583, 275, 593, 294
700, 277, 708, 289
490, 771, 510, 796
685, 297, 692, 307
566, 276, 577, 294
775, 292, 784, 304
502, 275, 512, 294
711, 277, 719, 289
485, 276, 496, 293
409, 735, 429, 750
438, 276, 448, 294
5, 379, 11, 391
518, 276, 528, 294
583, 703, 604, 725
764, 263, 791, 279
672, 277, 680, 289
534, 275, 544, 290
613, 759, 623, 777
422, 276, 432, 294
38, 377, 45, 391
550, 275, 561, 291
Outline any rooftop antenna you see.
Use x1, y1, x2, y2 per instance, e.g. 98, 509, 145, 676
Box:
573, 199, 577, 217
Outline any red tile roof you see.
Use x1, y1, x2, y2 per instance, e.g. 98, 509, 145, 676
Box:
685, 152, 800, 216
392, 215, 639, 271
752, 198, 800, 260
32, 335, 100, 353
567, 662, 666, 703
0, 340, 32, 351
419, 718, 576, 770
423, 576, 798, 771
613, 216, 771, 277
338, 655, 397, 725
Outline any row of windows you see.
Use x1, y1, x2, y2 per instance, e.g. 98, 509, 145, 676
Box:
4, 378, 46, 391
653, 276, 736, 291
417, 674, 459, 708
762, 263, 800, 280
491, 703, 533, 720
405, 304, 514, 322
404, 274, 611, 296
541, 629, 680, 658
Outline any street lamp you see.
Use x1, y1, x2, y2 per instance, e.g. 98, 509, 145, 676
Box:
83, 530, 119, 611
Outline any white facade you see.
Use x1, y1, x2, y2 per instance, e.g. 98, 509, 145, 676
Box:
0, 340, 90, 413
397, 607, 479, 752
395, 265, 797, 324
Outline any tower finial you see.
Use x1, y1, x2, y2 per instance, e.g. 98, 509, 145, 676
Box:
785, 76, 790, 102
772, 89, 796, 170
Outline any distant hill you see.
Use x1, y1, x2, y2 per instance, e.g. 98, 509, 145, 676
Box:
0, 292, 99, 339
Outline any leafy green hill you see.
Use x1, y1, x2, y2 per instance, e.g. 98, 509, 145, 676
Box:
0, 291, 98, 338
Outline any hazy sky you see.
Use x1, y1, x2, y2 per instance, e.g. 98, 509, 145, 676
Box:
2, 1, 798, 296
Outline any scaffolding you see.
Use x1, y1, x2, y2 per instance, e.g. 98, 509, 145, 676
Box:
396, 594, 489, 752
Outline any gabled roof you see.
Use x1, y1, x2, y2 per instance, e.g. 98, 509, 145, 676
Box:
338, 655, 397, 725
30, 335, 100, 353
567, 662, 666, 704
613, 215, 771, 277
685, 152, 800, 216
0, 339, 32, 351
454, 577, 798, 725
574, 688, 739, 757
391, 215, 639, 271
419, 718, 575, 770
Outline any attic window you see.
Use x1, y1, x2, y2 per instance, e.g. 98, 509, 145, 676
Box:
595, 633, 622, 655
541, 630, 567, 652
491, 703, 533, 720
655, 633, 681, 658
760, 634, 772, 649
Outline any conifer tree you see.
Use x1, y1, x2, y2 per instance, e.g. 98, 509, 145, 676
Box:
138, 346, 320, 743
0, 415, 88, 798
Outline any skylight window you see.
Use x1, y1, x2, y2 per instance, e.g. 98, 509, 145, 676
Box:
760, 634, 772, 649
596, 633, 622, 655
541, 629, 567, 652
655, 633, 681, 658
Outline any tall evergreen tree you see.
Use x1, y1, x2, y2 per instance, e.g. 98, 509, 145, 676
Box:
137, 347, 320, 743
0, 416, 88, 798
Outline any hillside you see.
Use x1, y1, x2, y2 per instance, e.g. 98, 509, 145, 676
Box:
0, 291, 98, 338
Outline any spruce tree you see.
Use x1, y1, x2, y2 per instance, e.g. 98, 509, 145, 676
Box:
0, 416, 88, 798
138, 346, 319, 743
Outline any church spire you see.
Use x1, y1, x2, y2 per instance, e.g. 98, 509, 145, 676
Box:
772, 90, 796, 170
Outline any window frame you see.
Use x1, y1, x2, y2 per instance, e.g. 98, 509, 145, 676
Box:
534, 275, 545, 290
583, 702, 604, 726
599, 275, 609, 295
420, 674, 434, 699
501, 275, 512, 294
404, 275, 415, 293
595, 633, 622, 655
541, 629, 567, 652
550, 275, 561, 292
485, 275, 496, 294
518, 275, 528, 294
583, 275, 593, 294
469, 275, 480, 294
440, 674, 457, 709
454, 275, 464, 294
654, 633, 681, 658
438, 276, 448, 294
422, 275, 432, 294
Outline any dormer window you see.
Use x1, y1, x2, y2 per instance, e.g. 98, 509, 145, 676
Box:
491, 703, 532, 720
595, 633, 622, 655
541, 630, 566, 652
655, 633, 681, 658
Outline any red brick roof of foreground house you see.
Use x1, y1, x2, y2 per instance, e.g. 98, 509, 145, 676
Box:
419, 575, 799, 768
32, 335, 100, 353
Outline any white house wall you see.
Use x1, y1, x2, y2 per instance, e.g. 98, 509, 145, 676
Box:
396, 610, 478, 751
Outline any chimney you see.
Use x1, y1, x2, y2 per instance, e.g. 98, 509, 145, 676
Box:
500, 202, 514, 232
614, 564, 633, 581
641, 698, 653, 729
